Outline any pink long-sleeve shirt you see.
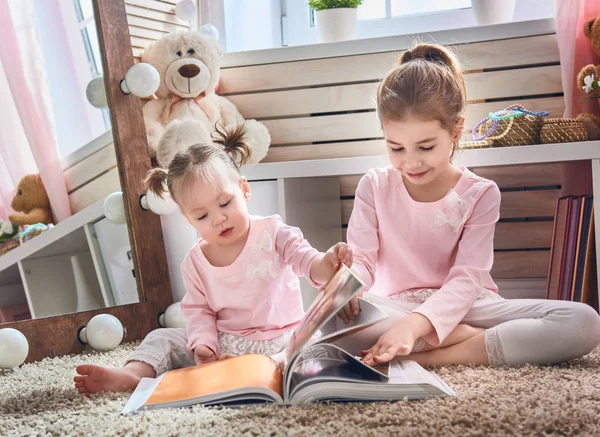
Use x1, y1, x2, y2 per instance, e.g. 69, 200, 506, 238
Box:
180, 215, 320, 354
347, 166, 501, 346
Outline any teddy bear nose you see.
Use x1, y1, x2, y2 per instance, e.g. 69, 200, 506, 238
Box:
178, 64, 200, 78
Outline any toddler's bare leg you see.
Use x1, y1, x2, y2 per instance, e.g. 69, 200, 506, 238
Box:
74, 327, 192, 395
74, 361, 156, 395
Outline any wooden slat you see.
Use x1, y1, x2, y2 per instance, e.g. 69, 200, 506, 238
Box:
264, 140, 387, 163
340, 190, 559, 223
264, 112, 380, 145
125, 4, 179, 24
130, 26, 167, 41
127, 15, 188, 33
69, 168, 121, 214
341, 221, 554, 251
230, 80, 563, 122
494, 221, 554, 250
491, 250, 550, 278
465, 66, 562, 101
125, 0, 176, 14
64, 143, 118, 193
131, 35, 155, 50
500, 190, 559, 218
262, 96, 563, 146
220, 35, 559, 94
340, 174, 364, 197
470, 163, 563, 189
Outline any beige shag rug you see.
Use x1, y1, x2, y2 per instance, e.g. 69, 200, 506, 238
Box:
1, 343, 599, 437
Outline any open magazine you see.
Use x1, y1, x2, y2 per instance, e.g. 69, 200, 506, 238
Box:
122, 265, 455, 413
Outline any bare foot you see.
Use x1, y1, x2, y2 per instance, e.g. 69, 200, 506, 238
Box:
74, 365, 142, 395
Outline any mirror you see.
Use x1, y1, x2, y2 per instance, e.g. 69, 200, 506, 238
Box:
0, 0, 173, 362
0, 0, 139, 323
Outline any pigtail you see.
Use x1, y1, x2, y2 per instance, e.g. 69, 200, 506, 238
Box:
144, 167, 169, 199
212, 121, 251, 167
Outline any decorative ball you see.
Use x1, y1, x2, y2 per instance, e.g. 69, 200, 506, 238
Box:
200, 24, 219, 40
144, 189, 179, 216
86, 76, 108, 109
0, 328, 29, 369
159, 302, 185, 328
103, 191, 127, 224
123, 63, 160, 98
175, 0, 196, 22
80, 314, 124, 352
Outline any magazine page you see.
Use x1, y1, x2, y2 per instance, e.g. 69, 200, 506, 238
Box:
122, 354, 284, 413
121, 374, 165, 414
285, 264, 365, 364
317, 297, 388, 344
283, 343, 389, 401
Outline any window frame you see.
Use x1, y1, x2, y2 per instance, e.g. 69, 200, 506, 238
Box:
283, 0, 555, 47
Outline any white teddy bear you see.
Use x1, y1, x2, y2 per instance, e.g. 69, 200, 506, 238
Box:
141, 28, 270, 167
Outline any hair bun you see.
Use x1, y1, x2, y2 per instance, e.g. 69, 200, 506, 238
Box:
397, 43, 453, 68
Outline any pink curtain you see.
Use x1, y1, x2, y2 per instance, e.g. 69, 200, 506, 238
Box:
0, 0, 71, 223
556, 0, 600, 118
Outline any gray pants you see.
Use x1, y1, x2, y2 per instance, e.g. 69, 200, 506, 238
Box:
127, 329, 292, 376
333, 294, 600, 366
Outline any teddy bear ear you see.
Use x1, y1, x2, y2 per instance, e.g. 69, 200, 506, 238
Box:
583, 18, 596, 39
141, 41, 156, 62
200, 24, 219, 41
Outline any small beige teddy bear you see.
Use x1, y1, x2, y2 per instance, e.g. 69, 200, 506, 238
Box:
141, 28, 270, 168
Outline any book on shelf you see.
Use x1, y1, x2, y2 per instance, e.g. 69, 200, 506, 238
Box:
122, 265, 455, 413
547, 195, 598, 311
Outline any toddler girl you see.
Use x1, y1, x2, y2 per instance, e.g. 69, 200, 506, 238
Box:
74, 125, 352, 394
336, 43, 600, 368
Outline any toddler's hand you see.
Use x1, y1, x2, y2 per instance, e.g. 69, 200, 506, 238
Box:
219, 353, 237, 361
325, 242, 353, 271
361, 319, 416, 366
193, 345, 216, 365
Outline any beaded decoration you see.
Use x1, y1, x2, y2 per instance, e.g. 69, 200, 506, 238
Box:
472, 104, 549, 141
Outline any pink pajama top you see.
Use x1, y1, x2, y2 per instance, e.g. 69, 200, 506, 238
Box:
347, 166, 501, 346
180, 215, 320, 355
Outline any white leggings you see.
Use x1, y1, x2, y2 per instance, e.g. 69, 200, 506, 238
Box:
333, 294, 600, 366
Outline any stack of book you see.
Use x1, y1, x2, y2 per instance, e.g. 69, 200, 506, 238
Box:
546, 196, 598, 311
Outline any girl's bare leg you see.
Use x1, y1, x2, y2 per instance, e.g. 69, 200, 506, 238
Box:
404, 331, 489, 367
419, 324, 485, 352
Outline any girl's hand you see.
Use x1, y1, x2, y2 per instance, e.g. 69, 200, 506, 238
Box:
337, 291, 363, 324
324, 242, 353, 271
193, 345, 216, 365
361, 319, 417, 366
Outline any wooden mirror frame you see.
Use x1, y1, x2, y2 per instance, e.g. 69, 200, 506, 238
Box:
1, 0, 173, 362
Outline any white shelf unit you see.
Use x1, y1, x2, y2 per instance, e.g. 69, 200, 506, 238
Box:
242, 141, 600, 305
0, 199, 136, 320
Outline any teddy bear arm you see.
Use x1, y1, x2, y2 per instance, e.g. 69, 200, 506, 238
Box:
143, 100, 168, 154
9, 208, 52, 226
215, 96, 246, 126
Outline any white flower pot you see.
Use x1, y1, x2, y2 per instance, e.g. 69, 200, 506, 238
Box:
316, 8, 358, 43
471, 0, 515, 25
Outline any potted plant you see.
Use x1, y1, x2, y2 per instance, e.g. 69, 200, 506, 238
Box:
308, 0, 364, 43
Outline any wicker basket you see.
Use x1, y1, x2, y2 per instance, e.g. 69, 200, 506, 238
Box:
540, 118, 588, 144
459, 139, 493, 149
477, 114, 544, 147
